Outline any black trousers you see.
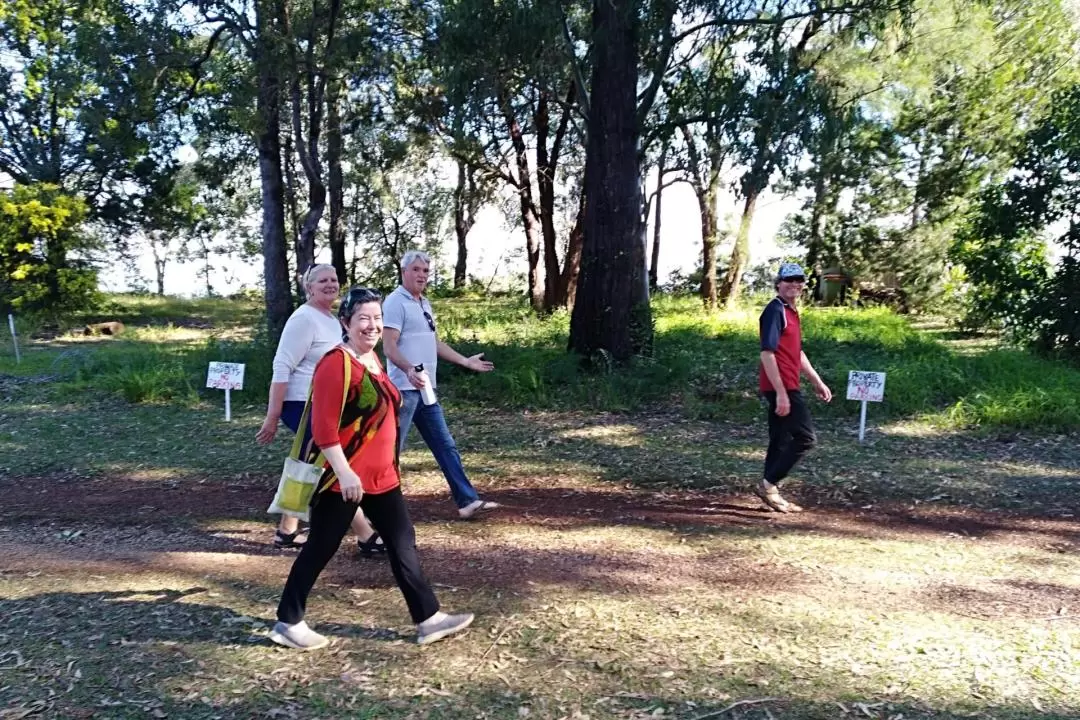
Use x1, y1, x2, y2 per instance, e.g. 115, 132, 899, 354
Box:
276, 486, 440, 625
763, 390, 817, 486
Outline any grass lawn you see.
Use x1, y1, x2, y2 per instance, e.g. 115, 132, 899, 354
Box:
0, 294, 1077, 719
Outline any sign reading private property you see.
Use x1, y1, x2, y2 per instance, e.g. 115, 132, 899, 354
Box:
846, 370, 886, 402
206, 362, 245, 391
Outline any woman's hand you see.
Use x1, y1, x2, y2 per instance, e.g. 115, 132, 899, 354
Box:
337, 470, 364, 503
255, 415, 279, 445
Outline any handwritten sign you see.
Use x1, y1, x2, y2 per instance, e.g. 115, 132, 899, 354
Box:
846, 370, 885, 402
206, 362, 245, 391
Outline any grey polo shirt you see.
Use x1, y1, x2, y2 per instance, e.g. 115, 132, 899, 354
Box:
382, 285, 439, 391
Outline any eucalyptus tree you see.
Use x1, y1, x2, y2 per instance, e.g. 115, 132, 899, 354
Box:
665, 36, 746, 308
432, 0, 589, 312
568, 0, 654, 360
188, 0, 411, 339
564, 0, 919, 356
715, 9, 849, 306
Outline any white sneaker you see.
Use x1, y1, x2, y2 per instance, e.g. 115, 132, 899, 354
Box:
417, 612, 474, 645
458, 500, 500, 520
269, 620, 330, 650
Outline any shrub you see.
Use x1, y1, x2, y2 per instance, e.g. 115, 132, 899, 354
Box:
0, 184, 100, 318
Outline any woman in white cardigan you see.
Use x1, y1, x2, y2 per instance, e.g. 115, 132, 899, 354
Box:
255, 264, 383, 554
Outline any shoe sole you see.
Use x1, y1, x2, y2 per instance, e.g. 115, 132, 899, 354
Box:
417, 615, 474, 645
269, 630, 329, 651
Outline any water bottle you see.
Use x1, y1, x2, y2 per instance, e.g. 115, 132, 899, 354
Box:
414, 364, 437, 405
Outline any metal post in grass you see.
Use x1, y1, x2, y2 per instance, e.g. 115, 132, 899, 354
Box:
206, 361, 245, 421
846, 370, 886, 443
7, 314, 20, 364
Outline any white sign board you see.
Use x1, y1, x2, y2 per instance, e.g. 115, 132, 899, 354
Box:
206, 362, 245, 391
846, 370, 886, 402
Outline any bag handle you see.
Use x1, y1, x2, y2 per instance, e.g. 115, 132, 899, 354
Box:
289, 346, 352, 463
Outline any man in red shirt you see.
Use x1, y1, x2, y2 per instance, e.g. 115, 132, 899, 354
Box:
756, 263, 832, 512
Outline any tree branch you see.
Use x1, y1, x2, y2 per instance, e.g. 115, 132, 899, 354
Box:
558, 0, 591, 119
673, 2, 903, 44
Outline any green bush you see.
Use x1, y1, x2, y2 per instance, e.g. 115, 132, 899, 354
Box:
0, 184, 100, 318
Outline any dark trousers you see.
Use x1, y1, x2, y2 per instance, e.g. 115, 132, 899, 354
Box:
763, 390, 817, 486
276, 486, 440, 625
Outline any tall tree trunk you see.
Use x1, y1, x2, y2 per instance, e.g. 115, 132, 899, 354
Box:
911, 130, 928, 232
649, 146, 666, 292
284, 0, 339, 281
699, 172, 720, 309
807, 112, 842, 273
806, 167, 827, 271
282, 122, 302, 294
290, 78, 324, 277
536, 86, 575, 312
327, 76, 346, 284
679, 124, 722, 307
537, 93, 561, 312
719, 191, 759, 307
558, 192, 586, 310
256, 0, 293, 344
151, 236, 166, 295
500, 91, 544, 312
569, 0, 651, 361
453, 159, 476, 288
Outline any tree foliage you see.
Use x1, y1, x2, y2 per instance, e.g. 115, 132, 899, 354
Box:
0, 184, 96, 315
956, 84, 1080, 358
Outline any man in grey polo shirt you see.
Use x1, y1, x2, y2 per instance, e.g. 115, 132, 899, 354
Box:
382, 250, 500, 519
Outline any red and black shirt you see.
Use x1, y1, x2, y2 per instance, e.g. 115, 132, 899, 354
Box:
758, 297, 802, 392
311, 347, 402, 495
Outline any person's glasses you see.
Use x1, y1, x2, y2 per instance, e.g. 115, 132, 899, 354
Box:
423, 310, 436, 332
783, 277, 806, 285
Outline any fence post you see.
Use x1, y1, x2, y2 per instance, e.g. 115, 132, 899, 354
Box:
7, 314, 20, 364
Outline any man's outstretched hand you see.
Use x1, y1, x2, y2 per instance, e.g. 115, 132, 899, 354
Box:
465, 353, 494, 373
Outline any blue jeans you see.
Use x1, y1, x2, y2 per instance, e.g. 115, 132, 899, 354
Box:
398, 390, 479, 509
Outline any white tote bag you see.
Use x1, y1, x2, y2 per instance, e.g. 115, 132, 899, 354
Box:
267, 349, 351, 521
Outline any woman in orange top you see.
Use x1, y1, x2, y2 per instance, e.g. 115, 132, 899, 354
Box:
270, 287, 474, 650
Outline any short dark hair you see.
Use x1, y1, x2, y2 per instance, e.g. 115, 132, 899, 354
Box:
338, 286, 382, 325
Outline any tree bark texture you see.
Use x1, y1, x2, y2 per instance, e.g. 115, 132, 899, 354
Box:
537, 84, 576, 311
256, 0, 293, 345
500, 91, 544, 312
720, 191, 758, 307
453, 159, 478, 288
699, 175, 720, 308
281, 122, 302, 294
559, 192, 586, 310
327, 76, 346, 284
284, 0, 341, 282
569, 0, 652, 361
649, 146, 666, 292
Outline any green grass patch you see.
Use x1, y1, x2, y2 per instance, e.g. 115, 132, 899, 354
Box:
2, 293, 1078, 430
